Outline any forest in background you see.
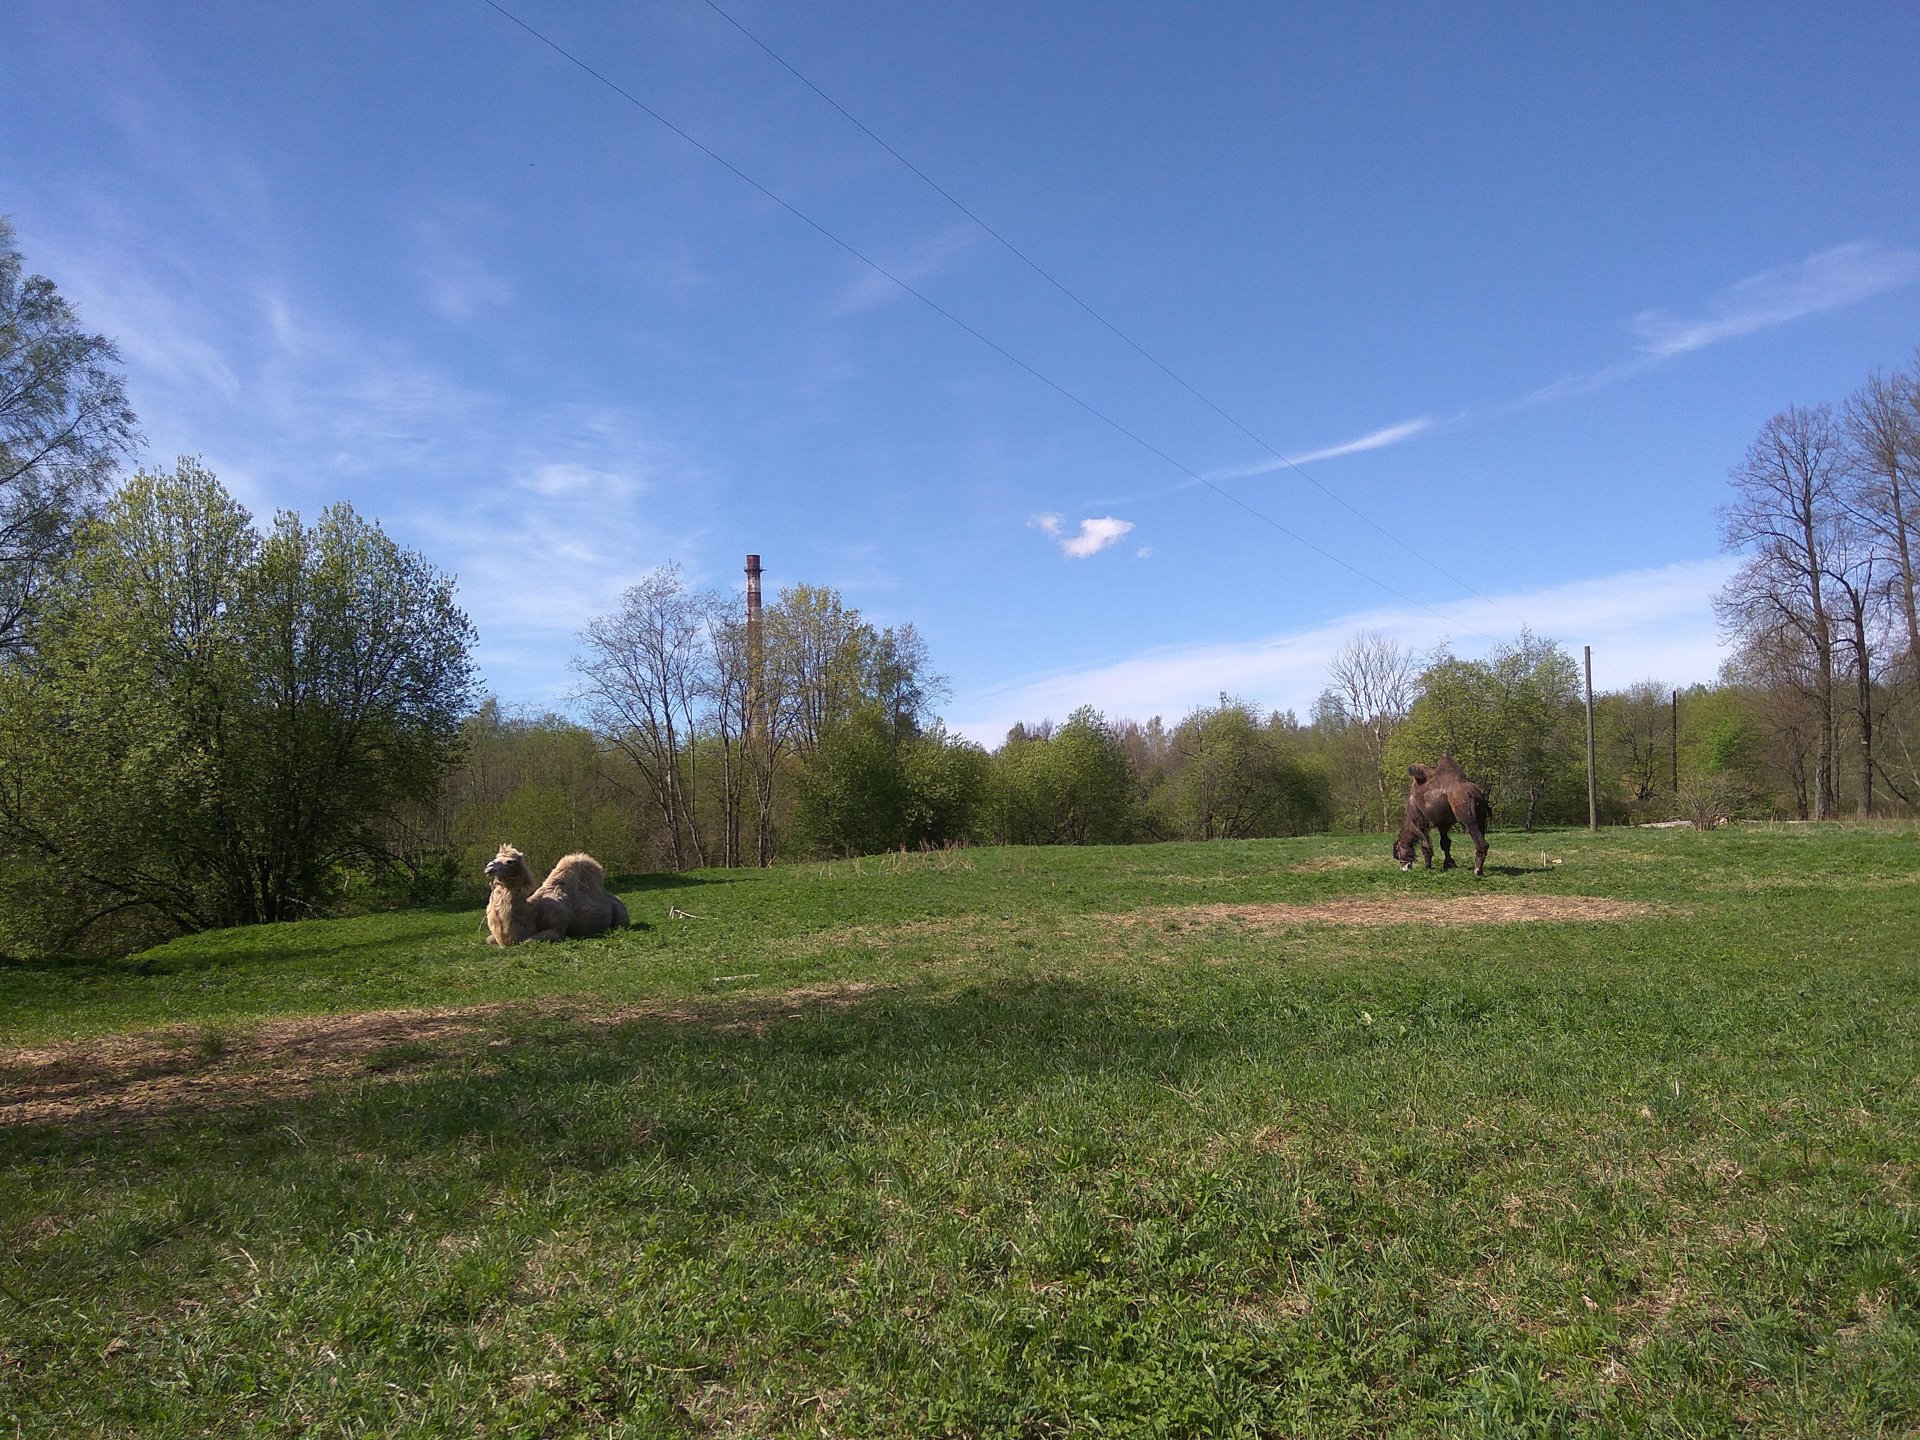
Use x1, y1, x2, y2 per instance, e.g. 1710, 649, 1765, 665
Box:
3, 218, 1918, 958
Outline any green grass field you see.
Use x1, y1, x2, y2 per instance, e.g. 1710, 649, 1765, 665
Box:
3, 826, 1918, 1437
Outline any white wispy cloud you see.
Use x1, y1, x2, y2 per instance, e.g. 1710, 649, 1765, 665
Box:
946, 556, 1738, 743
1212, 417, 1435, 479
521, 461, 644, 501
423, 252, 513, 322
413, 212, 513, 322
827, 228, 978, 317
1033, 513, 1135, 558
1523, 241, 1920, 406
1630, 241, 1920, 357
51, 231, 714, 705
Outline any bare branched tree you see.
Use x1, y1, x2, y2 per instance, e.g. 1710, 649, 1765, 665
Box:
1327, 630, 1417, 830
575, 564, 713, 869
1716, 405, 1847, 819
705, 604, 754, 868
1842, 362, 1920, 667
1604, 679, 1672, 809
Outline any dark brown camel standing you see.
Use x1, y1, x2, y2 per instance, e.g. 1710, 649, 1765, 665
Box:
1393, 754, 1491, 876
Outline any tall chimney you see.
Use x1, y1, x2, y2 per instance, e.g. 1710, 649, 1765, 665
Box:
745, 554, 765, 742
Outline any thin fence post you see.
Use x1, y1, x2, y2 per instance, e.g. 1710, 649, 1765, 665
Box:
1584, 645, 1597, 832
1671, 689, 1679, 800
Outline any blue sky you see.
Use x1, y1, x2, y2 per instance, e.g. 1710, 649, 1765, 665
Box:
7, 0, 1919, 742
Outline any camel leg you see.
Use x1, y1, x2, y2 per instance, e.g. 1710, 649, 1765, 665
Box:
1451, 795, 1489, 877
529, 928, 566, 943
1419, 826, 1434, 869
1439, 824, 1456, 870
1463, 815, 1489, 877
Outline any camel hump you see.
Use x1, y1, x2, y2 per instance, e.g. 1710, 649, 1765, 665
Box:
1408, 763, 1431, 784
542, 852, 609, 892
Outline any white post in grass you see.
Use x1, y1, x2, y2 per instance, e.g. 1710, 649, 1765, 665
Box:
1584, 645, 1598, 833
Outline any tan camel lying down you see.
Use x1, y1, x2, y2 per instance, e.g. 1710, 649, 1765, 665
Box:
484, 844, 630, 945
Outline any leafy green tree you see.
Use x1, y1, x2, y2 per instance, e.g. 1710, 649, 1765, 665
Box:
0, 460, 477, 953
0, 460, 254, 948
225, 501, 478, 918
900, 727, 988, 848
1386, 633, 1585, 830
791, 709, 906, 857
390, 702, 661, 900
1384, 649, 1505, 785
791, 716, 987, 858
1486, 632, 1586, 827
986, 706, 1135, 844
866, 621, 945, 748
767, 584, 876, 758
1165, 700, 1328, 839
0, 217, 140, 656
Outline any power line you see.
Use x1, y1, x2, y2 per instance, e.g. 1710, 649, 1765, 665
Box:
698, 0, 1528, 629
477, 0, 1495, 640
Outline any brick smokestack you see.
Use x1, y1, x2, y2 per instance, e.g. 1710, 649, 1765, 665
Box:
745, 554, 764, 743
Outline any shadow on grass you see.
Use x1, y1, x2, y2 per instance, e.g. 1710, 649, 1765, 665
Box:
1, 921, 472, 980
0, 979, 1225, 1178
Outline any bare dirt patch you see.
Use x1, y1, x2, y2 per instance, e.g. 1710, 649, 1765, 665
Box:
0, 984, 888, 1129
1110, 894, 1656, 932
1282, 856, 1375, 873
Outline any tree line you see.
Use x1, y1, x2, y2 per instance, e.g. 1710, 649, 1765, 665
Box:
3, 216, 1913, 958
1713, 354, 1920, 819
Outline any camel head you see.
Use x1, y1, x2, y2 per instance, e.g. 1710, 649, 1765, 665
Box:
483, 844, 535, 892
1392, 831, 1418, 871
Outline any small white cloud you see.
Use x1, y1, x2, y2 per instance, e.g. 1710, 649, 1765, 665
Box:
1048, 515, 1134, 559
1135, 545, 1153, 559
1629, 241, 1920, 358
1031, 512, 1131, 557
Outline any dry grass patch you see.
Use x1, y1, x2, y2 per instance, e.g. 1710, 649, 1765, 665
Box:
1282, 856, 1376, 873
0, 984, 889, 1127
1108, 894, 1657, 932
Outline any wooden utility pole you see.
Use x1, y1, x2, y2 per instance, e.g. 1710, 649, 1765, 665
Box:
1584, 645, 1598, 832
745, 554, 773, 867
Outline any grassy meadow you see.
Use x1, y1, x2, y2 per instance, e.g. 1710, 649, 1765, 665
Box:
2, 825, 1918, 1437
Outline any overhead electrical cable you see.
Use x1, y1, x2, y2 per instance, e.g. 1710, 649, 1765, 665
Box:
697, 0, 1529, 631
478, 0, 1495, 640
